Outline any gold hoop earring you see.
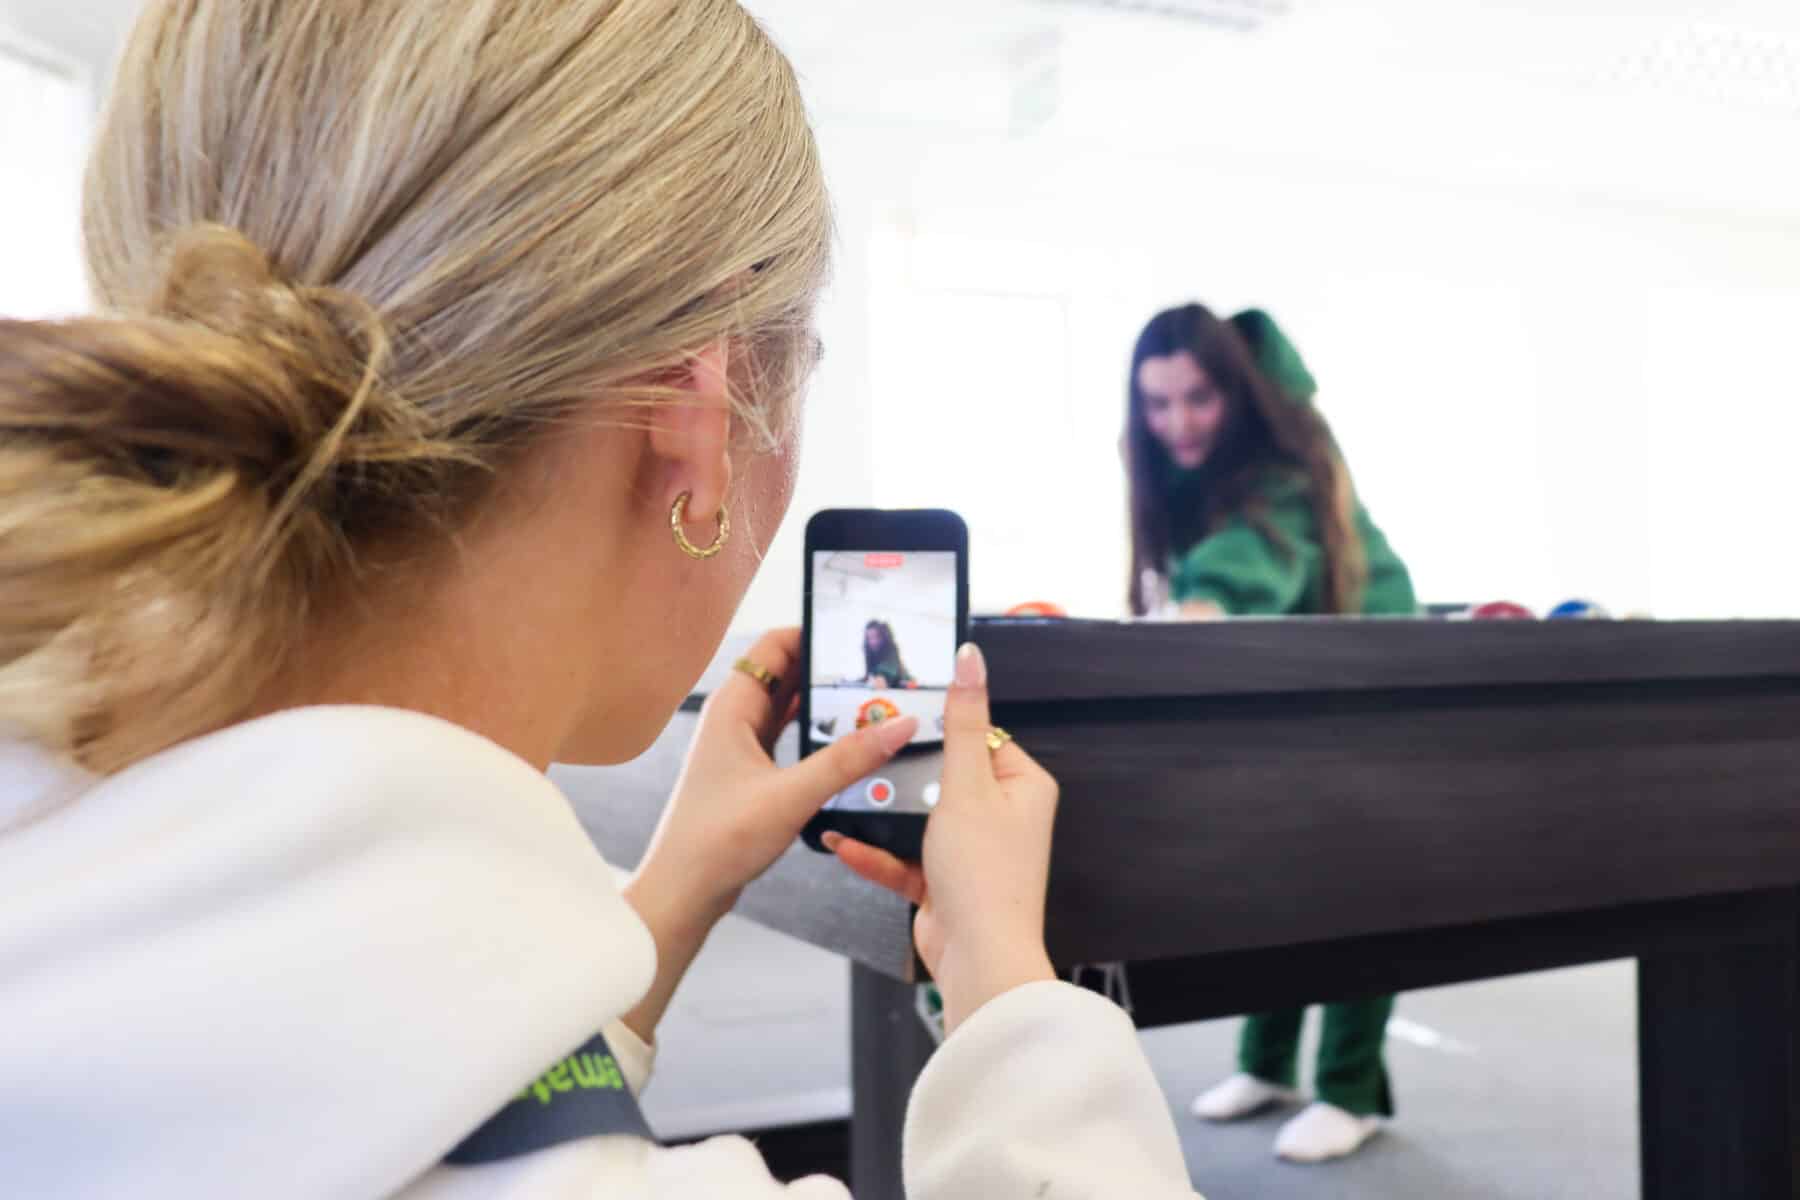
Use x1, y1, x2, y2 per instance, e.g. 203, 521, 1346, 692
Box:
670, 491, 730, 560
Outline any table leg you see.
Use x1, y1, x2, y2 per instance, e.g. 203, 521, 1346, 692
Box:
850, 962, 935, 1200
1639, 936, 1799, 1199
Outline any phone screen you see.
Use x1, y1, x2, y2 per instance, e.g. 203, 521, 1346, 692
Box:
808, 548, 956, 816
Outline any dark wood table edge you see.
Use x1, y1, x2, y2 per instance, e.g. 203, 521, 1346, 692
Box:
1106, 886, 1798, 1026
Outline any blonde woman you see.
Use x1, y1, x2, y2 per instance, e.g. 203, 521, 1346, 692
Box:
0, 1, 1198, 1196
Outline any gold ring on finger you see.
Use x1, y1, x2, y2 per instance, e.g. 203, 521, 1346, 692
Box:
986, 726, 1014, 753
734, 657, 781, 694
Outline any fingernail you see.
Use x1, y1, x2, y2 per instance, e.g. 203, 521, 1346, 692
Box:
874, 715, 918, 755
821, 831, 844, 852
954, 642, 987, 689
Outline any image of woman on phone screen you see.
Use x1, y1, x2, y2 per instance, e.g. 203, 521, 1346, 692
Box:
862, 619, 917, 689
1125, 303, 1418, 1164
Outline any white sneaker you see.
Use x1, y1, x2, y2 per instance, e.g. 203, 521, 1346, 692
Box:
1273, 1102, 1382, 1163
1190, 1072, 1302, 1122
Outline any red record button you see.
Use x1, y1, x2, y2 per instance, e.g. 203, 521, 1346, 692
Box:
866, 778, 895, 808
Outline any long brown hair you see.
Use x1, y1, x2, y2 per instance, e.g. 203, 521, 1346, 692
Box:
1124, 304, 1366, 616
862, 619, 911, 684
0, 0, 830, 772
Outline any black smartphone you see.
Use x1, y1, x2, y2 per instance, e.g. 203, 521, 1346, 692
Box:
799, 508, 969, 861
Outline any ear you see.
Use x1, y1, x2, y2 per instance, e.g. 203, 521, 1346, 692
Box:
647, 339, 733, 523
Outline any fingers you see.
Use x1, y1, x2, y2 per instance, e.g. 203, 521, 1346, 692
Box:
705, 627, 802, 745
988, 737, 1037, 783
937, 640, 1054, 801
940, 642, 995, 798
780, 713, 918, 819
766, 692, 801, 755
759, 650, 804, 746
827, 834, 926, 905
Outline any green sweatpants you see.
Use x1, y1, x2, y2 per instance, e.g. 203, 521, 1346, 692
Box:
1238, 995, 1395, 1117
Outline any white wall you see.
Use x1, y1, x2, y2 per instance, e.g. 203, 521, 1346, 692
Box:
1645, 284, 1800, 619
730, 128, 1800, 627
0, 34, 90, 319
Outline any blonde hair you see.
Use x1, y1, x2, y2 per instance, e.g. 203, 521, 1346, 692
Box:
0, 0, 831, 772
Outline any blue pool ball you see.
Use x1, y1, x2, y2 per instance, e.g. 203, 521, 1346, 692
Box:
1547, 599, 1609, 620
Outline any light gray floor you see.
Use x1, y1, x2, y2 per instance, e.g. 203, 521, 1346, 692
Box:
1139, 959, 1637, 1199
640, 915, 852, 1142
643, 915, 1637, 1198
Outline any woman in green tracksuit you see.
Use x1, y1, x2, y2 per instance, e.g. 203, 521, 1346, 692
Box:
1124, 303, 1417, 1164
861, 619, 916, 689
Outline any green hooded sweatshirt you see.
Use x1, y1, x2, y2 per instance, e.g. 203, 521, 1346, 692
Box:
1164, 308, 1417, 617
1167, 470, 1417, 616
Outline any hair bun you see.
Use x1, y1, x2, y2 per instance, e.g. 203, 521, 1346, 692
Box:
0, 232, 462, 771
1, 226, 457, 570
150, 223, 408, 460
151, 224, 296, 329
135, 225, 467, 539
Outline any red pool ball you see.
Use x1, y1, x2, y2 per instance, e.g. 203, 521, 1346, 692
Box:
1471, 601, 1536, 621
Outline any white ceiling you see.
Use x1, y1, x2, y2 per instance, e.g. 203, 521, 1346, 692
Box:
741, 0, 1800, 223
6, 0, 1798, 223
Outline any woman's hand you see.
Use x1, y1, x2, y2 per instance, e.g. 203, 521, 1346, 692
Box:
622, 627, 916, 1043
827, 643, 1058, 1035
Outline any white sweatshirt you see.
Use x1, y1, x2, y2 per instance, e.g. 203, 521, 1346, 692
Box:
0, 706, 1199, 1198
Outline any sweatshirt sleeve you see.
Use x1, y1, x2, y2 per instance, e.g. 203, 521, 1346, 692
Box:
408, 984, 1198, 1200
401, 1133, 852, 1199
1168, 479, 1318, 616
903, 981, 1201, 1199
603, 1019, 655, 1096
